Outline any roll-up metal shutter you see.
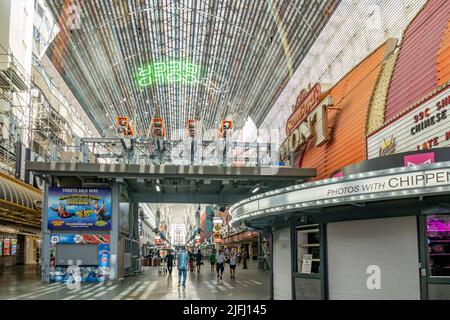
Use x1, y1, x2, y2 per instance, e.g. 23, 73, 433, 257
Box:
273, 228, 292, 300
327, 216, 420, 300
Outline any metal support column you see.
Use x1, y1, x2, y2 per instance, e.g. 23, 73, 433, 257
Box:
269, 230, 274, 300
41, 183, 50, 282
130, 199, 140, 273
109, 183, 120, 280
191, 140, 195, 165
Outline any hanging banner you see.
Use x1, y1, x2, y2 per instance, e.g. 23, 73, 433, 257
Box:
213, 217, 223, 244
10, 239, 17, 255
119, 203, 130, 233
50, 234, 110, 245
3, 239, 10, 255
367, 86, 450, 159
206, 206, 214, 233
47, 187, 112, 230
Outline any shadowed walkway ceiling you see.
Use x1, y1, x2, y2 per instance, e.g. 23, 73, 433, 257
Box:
45, 0, 339, 139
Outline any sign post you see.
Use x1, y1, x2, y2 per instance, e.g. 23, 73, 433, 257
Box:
301, 254, 313, 274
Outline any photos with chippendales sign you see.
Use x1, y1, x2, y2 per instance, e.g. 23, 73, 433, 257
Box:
233, 166, 450, 217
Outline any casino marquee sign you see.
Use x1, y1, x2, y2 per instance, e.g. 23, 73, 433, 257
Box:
280, 83, 333, 161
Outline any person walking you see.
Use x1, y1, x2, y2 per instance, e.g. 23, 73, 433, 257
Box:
209, 249, 216, 272
229, 251, 237, 279
242, 249, 248, 269
216, 249, 225, 280
188, 249, 195, 272
166, 250, 174, 275
177, 247, 189, 288
195, 249, 203, 273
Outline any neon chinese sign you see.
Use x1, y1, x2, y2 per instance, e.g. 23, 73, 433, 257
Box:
136, 60, 201, 87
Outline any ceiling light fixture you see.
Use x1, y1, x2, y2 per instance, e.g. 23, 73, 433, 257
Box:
156, 185, 161, 192
251, 186, 260, 194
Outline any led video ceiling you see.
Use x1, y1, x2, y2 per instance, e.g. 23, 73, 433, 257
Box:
45, 0, 339, 139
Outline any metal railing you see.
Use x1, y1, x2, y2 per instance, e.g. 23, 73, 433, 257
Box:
47, 137, 288, 168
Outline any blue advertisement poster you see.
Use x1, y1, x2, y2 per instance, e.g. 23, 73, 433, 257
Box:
98, 244, 110, 268
47, 187, 112, 230
10, 239, 17, 255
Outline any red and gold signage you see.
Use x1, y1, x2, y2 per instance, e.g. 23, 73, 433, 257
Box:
294, 89, 308, 111
219, 120, 233, 137
151, 118, 166, 137
116, 116, 134, 136
286, 83, 322, 135
280, 86, 333, 161
187, 119, 198, 138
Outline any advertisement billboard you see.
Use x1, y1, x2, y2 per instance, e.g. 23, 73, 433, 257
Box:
47, 187, 112, 230
367, 86, 450, 159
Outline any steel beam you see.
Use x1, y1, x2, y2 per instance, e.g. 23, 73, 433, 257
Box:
133, 192, 245, 205
25, 161, 316, 181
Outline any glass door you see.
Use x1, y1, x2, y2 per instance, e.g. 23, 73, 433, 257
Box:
293, 225, 322, 300
425, 214, 450, 299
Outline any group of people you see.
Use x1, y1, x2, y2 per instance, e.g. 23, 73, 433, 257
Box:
161, 247, 249, 288
208, 248, 246, 280
189, 249, 203, 273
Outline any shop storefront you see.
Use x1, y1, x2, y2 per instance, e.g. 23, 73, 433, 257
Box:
0, 172, 42, 269
231, 156, 450, 300
0, 232, 18, 268
231, 0, 450, 299
0, 228, 41, 268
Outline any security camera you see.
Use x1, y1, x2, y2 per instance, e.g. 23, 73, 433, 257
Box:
300, 215, 311, 224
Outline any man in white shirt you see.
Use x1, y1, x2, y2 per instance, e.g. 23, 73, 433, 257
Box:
215, 249, 225, 280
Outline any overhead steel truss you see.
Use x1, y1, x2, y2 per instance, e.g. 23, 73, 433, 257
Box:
51, 136, 275, 167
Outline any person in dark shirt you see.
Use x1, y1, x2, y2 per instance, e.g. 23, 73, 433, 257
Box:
188, 250, 195, 272
195, 249, 203, 273
242, 249, 249, 269
166, 250, 174, 275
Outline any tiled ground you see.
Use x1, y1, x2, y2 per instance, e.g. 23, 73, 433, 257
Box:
0, 261, 269, 300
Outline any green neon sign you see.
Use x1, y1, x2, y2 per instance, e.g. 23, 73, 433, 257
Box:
136, 60, 202, 87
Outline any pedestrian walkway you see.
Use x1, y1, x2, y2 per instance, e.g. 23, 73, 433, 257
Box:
0, 262, 269, 300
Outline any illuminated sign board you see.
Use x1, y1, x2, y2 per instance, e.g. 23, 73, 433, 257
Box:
367, 86, 450, 159
136, 60, 201, 87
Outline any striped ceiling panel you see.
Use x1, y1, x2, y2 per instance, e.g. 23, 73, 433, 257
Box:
45, 0, 339, 140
